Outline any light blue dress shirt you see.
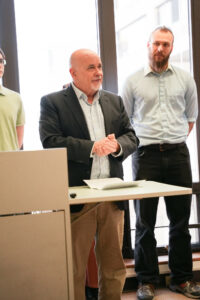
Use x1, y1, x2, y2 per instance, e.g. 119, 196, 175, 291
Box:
72, 83, 110, 179
122, 65, 198, 146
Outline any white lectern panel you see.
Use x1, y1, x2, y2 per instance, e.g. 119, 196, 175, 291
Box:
0, 149, 68, 215
0, 212, 68, 300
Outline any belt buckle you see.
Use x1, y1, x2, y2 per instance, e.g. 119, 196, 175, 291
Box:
159, 144, 165, 151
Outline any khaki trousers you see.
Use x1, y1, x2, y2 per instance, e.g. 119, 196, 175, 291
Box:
71, 202, 126, 300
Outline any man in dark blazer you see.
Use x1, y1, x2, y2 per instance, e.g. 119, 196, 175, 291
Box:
39, 49, 138, 300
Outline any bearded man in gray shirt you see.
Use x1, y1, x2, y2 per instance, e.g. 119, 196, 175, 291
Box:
122, 26, 200, 300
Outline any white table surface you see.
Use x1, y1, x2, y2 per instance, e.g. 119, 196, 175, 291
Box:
68, 181, 192, 205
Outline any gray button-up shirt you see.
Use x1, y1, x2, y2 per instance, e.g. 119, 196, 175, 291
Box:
122, 65, 198, 146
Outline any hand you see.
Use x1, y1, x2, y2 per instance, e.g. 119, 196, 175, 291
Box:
93, 137, 115, 156
93, 134, 120, 157
107, 134, 120, 154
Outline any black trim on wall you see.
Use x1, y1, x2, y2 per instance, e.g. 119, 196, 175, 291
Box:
97, 0, 118, 93
0, 0, 20, 92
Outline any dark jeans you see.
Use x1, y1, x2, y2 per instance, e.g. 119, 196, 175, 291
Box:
132, 143, 193, 285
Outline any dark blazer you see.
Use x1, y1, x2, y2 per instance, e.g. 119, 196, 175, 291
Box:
39, 85, 139, 212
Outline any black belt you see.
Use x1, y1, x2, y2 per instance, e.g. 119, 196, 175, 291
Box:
140, 142, 185, 152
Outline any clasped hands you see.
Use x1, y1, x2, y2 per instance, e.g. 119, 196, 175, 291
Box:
92, 134, 120, 157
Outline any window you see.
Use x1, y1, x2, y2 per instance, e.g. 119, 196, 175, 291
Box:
156, 0, 179, 24
14, 0, 98, 149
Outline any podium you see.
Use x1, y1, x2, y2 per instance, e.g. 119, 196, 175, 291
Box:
0, 149, 192, 300
0, 149, 74, 300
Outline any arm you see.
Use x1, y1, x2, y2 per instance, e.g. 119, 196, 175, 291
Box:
16, 125, 24, 149
121, 76, 135, 121
101, 94, 138, 161
185, 76, 198, 133
116, 96, 139, 161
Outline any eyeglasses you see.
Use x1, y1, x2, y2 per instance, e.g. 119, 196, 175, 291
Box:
0, 58, 6, 65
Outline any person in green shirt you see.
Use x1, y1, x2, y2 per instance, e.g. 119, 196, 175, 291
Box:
0, 48, 25, 151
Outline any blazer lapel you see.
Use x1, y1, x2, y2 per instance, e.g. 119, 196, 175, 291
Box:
63, 86, 91, 139
99, 91, 112, 135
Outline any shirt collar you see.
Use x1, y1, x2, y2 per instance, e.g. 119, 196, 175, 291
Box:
144, 64, 173, 76
71, 82, 100, 104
